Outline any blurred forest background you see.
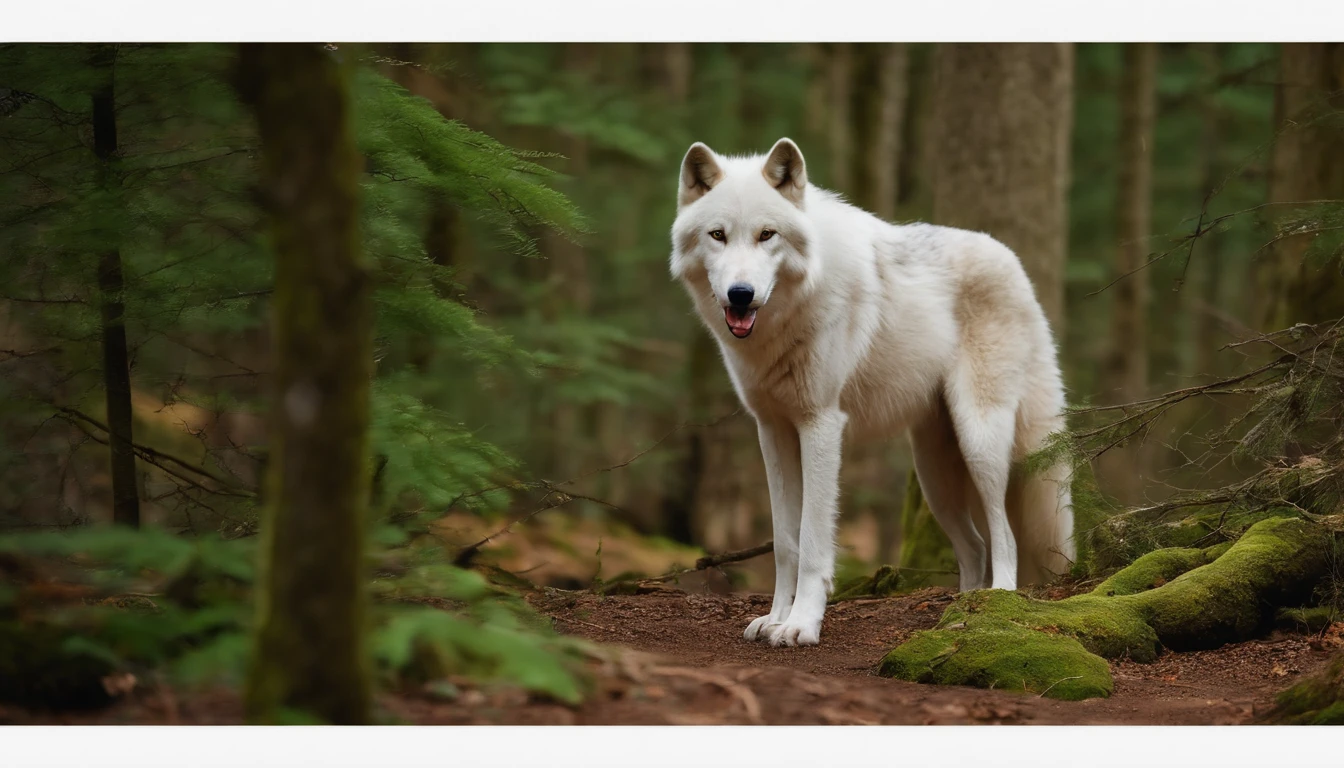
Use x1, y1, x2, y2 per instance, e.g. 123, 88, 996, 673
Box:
2, 42, 1344, 721
4, 42, 1336, 579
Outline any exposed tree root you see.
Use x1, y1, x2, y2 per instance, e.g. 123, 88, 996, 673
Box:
878, 517, 1332, 700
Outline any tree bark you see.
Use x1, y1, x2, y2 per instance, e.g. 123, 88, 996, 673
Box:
1262, 43, 1344, 330
928, 43, 1074, 331
90, 44, 140, 529
544, 43, 596, 483
1098, 43, 1158, 506
237, 43, 373, 725
826, 43, 855, 192
870, 44, 910, 221
1189, 43, 1224, 380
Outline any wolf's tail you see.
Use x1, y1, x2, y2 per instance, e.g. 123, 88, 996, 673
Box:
1007, 366, 1075, 585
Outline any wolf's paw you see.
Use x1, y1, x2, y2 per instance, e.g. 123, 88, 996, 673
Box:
767, 618, 821, 647
744, 614, 783, 641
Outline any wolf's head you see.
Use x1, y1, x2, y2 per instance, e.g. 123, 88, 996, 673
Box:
670, 138, 816, 340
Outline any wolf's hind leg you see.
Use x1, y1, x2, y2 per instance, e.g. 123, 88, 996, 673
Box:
744, 419, 803, 641
944, 383, 1020, 591
909, 396, 989, 591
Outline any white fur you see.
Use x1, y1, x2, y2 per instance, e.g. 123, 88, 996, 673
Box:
671, 139, 1075, 647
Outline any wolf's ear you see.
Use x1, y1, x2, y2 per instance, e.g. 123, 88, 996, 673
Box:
679, 142, 723, 207
762, 138, 807, 206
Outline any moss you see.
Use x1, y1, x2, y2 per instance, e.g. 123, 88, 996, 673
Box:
881, 517, 1333, 700
1142, 517, 1330, 649
878, 617, 1112, 700
939, 589, 1159, 662
1091, 547, 1208, 597
1275, 606, 1339, 634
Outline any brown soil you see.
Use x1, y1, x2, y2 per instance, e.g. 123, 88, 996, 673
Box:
6, 586, 1338, 726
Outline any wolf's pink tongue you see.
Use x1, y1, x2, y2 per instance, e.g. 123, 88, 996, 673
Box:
724, 307, 757, 338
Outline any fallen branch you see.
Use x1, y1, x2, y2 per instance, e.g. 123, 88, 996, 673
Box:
596, 540, 776, 594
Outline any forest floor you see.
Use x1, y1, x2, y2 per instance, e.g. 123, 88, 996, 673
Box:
8, 585, 1340, 725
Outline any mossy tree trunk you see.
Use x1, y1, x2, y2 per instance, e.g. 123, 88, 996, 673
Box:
929, 43, 1074, 331
237, 43, 373, 725
1098, 43, 1158, 506
91, 44, 140, 528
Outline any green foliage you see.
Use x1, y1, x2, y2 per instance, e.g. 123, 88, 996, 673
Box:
0, 525, 585, 705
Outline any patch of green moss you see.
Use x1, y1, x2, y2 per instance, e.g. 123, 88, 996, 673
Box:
1092, 548, 1208, 597
939, 589, 1159, 661
1275, 606, 1340, 634
878, 617, 1112, 700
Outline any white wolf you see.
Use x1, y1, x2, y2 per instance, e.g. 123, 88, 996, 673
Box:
669, 138, 1074, 647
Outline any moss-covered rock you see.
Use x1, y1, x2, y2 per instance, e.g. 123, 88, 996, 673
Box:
880, 517, 1333, 700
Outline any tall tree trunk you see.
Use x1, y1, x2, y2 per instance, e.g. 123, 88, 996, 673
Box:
90, 44, 140, 529
238, 43, 373, 725
827, 43, 855, 192
928, 43, 1074, 331
1098, 43, 1158, 506
1189, 44, 1225, 379
870, 43, 910, 221
545, 43, 595, 483
1263, 44, 1344, 329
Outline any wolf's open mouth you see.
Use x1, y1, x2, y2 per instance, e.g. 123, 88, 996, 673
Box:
724, 307, 757, 338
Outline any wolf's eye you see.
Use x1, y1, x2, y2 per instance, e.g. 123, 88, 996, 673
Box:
709, 229, 726, 241
759, 229, 776, 242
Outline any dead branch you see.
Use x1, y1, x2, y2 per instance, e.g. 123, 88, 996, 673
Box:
54, 406, 254, 498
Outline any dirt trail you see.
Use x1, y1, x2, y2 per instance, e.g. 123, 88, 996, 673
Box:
6, 586, 1335, 725
504, 586, 1336, 725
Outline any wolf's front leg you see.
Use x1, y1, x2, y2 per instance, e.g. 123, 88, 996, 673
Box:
744, 419, 803, 641
768, 408, 847, 647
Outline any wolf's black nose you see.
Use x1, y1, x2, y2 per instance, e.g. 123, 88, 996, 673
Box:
727, 284, 755, 308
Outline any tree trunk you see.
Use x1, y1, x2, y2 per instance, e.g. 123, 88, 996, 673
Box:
1098, 43, 1158, 506
1189, 43, 1225, 380
1262, 43, 1344, 329
826, 43, 855, 192
928, 43, 1074, 331
544, 43, 595, 483
870, 44, 910, 221
90, 44, 140, 529
237, 43, 373, 725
